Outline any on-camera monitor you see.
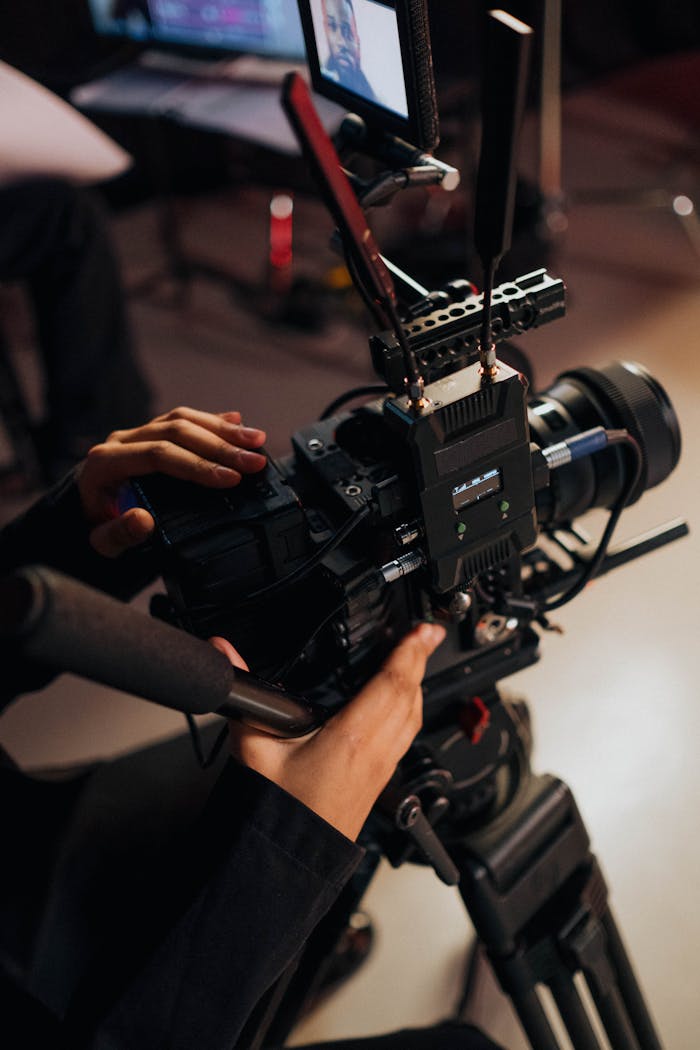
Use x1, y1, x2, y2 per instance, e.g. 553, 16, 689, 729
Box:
87, 1, 306, 60
297, 0, 438, 150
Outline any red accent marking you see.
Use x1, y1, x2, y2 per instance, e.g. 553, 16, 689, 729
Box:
459, 696, 491, 744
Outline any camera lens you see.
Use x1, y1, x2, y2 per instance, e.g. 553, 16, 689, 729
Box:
527, 361, 681, 525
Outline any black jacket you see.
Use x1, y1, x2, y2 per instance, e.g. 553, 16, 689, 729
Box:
0, 474, 362, 1048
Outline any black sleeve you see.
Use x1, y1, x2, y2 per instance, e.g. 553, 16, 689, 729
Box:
64, 760, 364, 1050
0, 469, 156, 594
0, 470, 158, 705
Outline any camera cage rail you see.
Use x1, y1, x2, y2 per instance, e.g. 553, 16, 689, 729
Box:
370, 267, 565, 394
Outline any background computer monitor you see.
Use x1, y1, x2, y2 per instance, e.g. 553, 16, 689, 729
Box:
87, 0, 306, 61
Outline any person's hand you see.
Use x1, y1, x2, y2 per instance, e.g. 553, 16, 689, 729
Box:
211, 622, 446, 841
75, 407, 266, 558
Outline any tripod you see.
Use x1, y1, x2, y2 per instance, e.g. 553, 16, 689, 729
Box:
241, 685, 663, 1050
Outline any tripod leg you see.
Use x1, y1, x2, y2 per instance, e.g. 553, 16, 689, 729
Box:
602, 912, 662, 1050
591, 986, 641, 1050
500, 932, 633, 1050
505, 982, 563, 1050
561, 904, 641, 1049
460, 940, 567, 1050
495, 944, 605, 1050
548, 972, 603, 1050
456, 773, 664, 1050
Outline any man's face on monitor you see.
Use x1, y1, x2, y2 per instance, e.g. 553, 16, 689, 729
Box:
323, 0, 361, 75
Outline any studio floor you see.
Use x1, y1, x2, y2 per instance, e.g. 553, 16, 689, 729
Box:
1, 63, 699, 1048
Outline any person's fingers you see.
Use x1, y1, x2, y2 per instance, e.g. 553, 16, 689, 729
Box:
208, 635, 250, 671
355, 622, 445, 712
110, 408, 266, 452
76, 407, 267, 526
81, 439, 247, 496
104, 419, 267, 471
88, 507, 155, 558
321, 621, 447, 764
215, 626, 445, 841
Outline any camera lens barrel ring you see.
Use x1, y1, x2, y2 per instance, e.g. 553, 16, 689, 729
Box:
557, 362, 681, 503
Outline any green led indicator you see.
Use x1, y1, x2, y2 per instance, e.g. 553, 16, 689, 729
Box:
499, 500, 510, 513
456, 522, 467, 536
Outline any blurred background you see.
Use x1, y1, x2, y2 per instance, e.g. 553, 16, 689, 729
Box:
0, 1, 698, 1047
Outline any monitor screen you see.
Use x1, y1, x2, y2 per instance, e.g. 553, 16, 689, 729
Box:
296, 0, 439, 150
88, 0, 306, 60
307, 0, 407, 119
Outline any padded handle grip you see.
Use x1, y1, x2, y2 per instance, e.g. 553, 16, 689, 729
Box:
1, 565, 321, 737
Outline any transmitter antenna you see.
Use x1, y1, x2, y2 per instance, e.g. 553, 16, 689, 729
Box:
282, 72, 426, 410
474, 10, 533, 379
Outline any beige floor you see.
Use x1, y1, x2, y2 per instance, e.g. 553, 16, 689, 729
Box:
1, 66, 699, 1048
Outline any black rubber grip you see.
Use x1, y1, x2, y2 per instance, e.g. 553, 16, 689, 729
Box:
406, 0, 440, 151
474, 10, 533, 266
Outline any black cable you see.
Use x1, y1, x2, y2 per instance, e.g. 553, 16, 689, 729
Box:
273, 594, 347, 685
320, 385, 389, 420
474, 578, 497, 607
540, 432, 643, 613
274, 574, 380, 685
183, 502, 372, 626
339, 234, 423, 394
342, 240, 393, 330
185, 714, 229, 769
242, 503, 371, 605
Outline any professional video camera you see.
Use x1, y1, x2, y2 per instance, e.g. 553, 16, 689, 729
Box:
132, 3, 682, 777
134, 279, 680, 723
120, 7, 687, 1044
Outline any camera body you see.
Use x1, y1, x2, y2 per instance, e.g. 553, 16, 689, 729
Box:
135, 256, 680, 737
135, 384, 538, 727
134, 273, 574, 722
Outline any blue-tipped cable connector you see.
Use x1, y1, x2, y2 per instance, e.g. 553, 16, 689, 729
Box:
541, 426, 610, 470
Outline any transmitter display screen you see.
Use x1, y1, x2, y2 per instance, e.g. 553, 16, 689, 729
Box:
452, 468, 503, 511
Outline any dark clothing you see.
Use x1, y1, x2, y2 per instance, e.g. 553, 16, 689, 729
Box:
0, 475, 362, 1047
0, 178, 152, 480
0, 466, 155, 703
0, 477, 502, 1049
324, 56, 378, 105
0, 736, 360, 1049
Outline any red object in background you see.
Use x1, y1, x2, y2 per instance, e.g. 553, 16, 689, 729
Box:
269, 193, 294, 271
